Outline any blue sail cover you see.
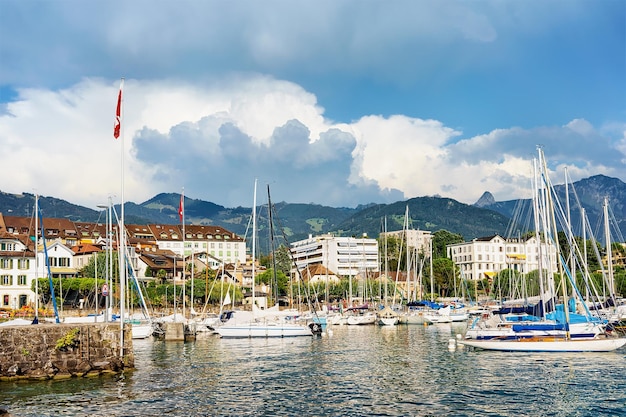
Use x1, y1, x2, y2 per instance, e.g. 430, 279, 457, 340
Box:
407, 300, 443, 309
494, 299, 554, 318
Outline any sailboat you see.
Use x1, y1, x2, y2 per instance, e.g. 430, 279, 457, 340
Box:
460, 148, 626, 352
215, 181, 313, 338
378, 217, 398, 326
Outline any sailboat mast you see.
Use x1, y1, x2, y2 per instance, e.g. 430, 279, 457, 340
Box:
34, 194, 39, 321
539, 148, 571, 338
181, 187, 186, 319
603, 197, 615, 298
267, 185, 278, 306
251, 180, 257, 311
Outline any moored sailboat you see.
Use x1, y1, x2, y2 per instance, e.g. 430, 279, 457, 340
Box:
460, 148, 626, 352
215, 181, 313, 338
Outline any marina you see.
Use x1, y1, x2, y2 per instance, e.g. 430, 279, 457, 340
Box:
2, 324, 626, 416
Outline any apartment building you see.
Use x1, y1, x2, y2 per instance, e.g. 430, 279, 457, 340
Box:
446, 234, 557, 281
380, 228, 432, 254
290, 234, 379, 277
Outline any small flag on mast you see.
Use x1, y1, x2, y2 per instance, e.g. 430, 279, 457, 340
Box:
113, 81, 123, 139
178, 194, 184, 223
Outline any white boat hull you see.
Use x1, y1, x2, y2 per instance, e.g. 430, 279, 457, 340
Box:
131, 323, 154, 339
459, 337, 626, 352
215, 322, 313, 338
378, 317, 398, 326
347, 312, 377, 325
399, 311, 427, 325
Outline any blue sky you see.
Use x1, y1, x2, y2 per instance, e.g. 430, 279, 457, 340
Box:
0, 1, 624, 210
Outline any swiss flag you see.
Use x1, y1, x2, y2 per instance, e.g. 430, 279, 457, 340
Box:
178, 194, 184, 223
113, 88, 122, 139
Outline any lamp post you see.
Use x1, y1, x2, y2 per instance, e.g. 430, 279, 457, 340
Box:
97, 203, 110, 322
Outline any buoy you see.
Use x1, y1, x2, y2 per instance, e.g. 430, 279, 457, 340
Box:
448, 338, 456, 351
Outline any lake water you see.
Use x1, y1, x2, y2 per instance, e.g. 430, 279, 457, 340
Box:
2, 323, 626, 416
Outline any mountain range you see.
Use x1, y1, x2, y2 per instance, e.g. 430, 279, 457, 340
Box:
1, 174, 624, 247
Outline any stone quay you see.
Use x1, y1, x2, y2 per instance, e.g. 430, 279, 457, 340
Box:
0, 322, 133, 381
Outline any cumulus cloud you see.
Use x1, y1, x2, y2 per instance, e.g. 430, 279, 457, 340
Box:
1, 75, 624, 212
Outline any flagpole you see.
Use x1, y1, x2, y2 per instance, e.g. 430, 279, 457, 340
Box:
115, 78, 126, 358
181, 187, 186, 319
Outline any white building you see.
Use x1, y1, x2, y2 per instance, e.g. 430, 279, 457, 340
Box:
0, 232, 76, 311
380, 229, 432, 254
447, 234, 557, 281
0, 232, 36, 310
290, 234, 379, 277
147, 224, 246, 266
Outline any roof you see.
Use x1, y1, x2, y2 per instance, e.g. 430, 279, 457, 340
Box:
70, 243, 102, 255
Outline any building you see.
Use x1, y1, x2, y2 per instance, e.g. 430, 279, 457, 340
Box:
290, 234, 379, 278
0, 212, 248, 310
0, 231, 36, 310
380, 228, 432, 255
142, 224, 246, 266
446, 234, 557, 281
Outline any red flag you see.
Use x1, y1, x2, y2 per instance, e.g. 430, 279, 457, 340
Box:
178, 194, 184, 222
113, 88, 122, 139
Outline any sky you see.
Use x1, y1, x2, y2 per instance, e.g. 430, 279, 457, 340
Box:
0, 1, 624, 211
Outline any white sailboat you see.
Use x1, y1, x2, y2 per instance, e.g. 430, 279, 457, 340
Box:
378, 217, 398, 326
215, 180, 313, 338
460, 148, 626, 352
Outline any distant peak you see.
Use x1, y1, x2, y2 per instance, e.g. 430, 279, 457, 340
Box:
474, 191, 495, 207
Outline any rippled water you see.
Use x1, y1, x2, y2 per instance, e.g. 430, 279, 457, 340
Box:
2, 323, 626, 416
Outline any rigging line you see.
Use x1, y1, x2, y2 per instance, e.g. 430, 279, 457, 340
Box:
269, 191, 319, 319
607, 201, 625, 243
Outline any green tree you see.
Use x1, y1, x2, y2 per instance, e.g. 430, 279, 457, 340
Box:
255, 268, 289, 297
431, 258, 456, 298
378, 234, 403, 272
79, 251, 119, 280
432, 230, 464, 259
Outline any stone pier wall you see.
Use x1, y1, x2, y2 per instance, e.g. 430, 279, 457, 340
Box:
0, 323, 133, 381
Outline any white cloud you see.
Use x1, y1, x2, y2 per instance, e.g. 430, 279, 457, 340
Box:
1, 76, 625, 211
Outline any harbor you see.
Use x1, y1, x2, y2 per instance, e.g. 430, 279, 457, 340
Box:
2, 324, 625, 417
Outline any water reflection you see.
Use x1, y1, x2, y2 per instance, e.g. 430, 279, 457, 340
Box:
2, 325, 625, 416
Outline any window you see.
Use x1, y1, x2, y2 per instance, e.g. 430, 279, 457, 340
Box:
17, 275, 27, 285
0, 259, 13, 269
0, 242, 15, 251
2, 295, 8, 306
1, 275, 11, 285
17, 259, 30, 269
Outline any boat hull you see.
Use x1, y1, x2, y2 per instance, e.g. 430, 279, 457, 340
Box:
459, 337, 626, 352
215, 323, 313, 338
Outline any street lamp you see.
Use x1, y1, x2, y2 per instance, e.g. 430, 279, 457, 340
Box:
97, 203, 110, 322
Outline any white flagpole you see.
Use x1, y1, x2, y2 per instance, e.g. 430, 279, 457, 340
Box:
116, 78, 126, 358
181, 187, 186, 319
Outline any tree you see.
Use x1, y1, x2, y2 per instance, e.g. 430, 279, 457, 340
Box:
79, 251, 118, 280
431, 258, 456, 298
378, 234, 403, 272
432, 230, 464, 259
255, 268, 289, 297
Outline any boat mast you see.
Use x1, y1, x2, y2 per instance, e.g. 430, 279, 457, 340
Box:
251, 180, 257, 312
181, 187, 186, 319
539, 148, 571, 339
603, 197, 615, 299
34, 194, 39, 323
